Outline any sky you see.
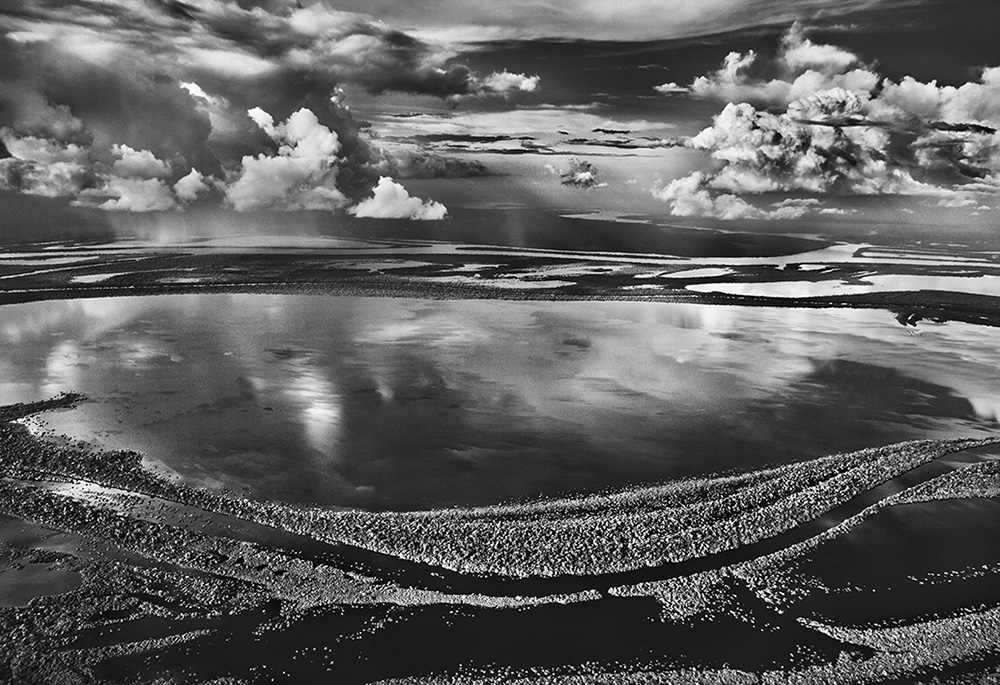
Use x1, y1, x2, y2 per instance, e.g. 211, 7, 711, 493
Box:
0, 0, 998, 238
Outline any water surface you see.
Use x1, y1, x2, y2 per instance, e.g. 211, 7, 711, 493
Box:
0, 295, 997, 510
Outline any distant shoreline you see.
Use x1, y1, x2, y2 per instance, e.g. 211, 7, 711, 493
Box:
2, 279, 999, 329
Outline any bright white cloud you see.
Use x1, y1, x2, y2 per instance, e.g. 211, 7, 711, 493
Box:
872, 68, 1000, 127
349, 177, 447, 220
0, 129, 90, 197
0, 94, 450, 217
0, 123, 188, 210
179, 81, 211, 102
654, 172, 819, 220
78, 178, 178, 212
655, 172, 762, 219
111, 144, 171, 179
225, 107, 348, 212
246, 107, 278, 138
682, 23, 1000, 132
1, 132, 88, 166
655, 24, 1000, 218
689, 95, 928, 197
0, 158, 89, 198
76, 145, 178, 211
780, 22, 858, 74
685, 24, 878, 108
654, 82, 688, 95
173, 168, 210, 202
479, 71, 540, 94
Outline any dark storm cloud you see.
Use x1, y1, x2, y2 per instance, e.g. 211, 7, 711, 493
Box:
378, 150, 490, 179
409, 134, 534, 145
1, 0, 475, 96
575, 136, 684, 150
0, 0, 535, 214
151, 0, 199, 21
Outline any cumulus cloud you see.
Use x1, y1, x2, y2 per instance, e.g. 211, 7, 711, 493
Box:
173, 168, 210, 201
111, 145, 171, 179
780, 23, 858, 74
0, 86, 448, 216
552, 159, 605, 189
0, 108, 209, 212
349, 177, 447, 220
655, 172, 819, 220
477, 71, 540, 95
0, 0, 532, 214
74, 144, 194, 212
0, 129, 90, 197
654, 24, 1000, 218
871, 69, 1000, 128
0, 134, 87, 168
656, 95, 933, 218
655, 172, 759, 219
690, 93, 928, 196
677, 23, 1000, 133
8, 102, 89, 144
225, 107, 347, 211
682, 23, 878, 108
654, 82, 688, 95
0, 156, 89, 198
77, 178, 178, 212
769, 197, 822, 218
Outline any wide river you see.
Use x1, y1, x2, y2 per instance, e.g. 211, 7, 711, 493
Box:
0, 295, 997, 510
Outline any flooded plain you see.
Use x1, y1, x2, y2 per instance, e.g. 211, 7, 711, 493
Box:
0, 295, 997, 511
0, 290, 997, 683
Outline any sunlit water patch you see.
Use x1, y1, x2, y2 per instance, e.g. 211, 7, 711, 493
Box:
0, 295, 997, 510
687, 273, 1000, 298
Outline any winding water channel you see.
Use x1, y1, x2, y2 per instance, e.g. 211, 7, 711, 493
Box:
9, 440, 996, 599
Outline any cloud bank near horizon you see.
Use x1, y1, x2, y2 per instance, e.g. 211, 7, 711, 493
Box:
654, 24, 1000, 219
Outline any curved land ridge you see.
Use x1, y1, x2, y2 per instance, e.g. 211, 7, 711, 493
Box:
3, 397, 1000, 684
1, 395, 996, 593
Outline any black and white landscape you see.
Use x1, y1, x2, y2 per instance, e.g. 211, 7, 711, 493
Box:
1, 1, 999, 683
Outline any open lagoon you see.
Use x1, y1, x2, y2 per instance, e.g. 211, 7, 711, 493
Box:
1, 295, 997, 511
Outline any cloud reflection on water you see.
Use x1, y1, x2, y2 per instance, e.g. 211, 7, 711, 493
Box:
0, 295, 996, 510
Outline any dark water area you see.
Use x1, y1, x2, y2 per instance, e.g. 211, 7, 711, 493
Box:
93, 583, 856, 685
349, 207, 834, 258
0, 205, 830, 259
0, 515, 83, 607
0, 557, 81, 608
788, 497, 1000, 627
0, 296, 997, 511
